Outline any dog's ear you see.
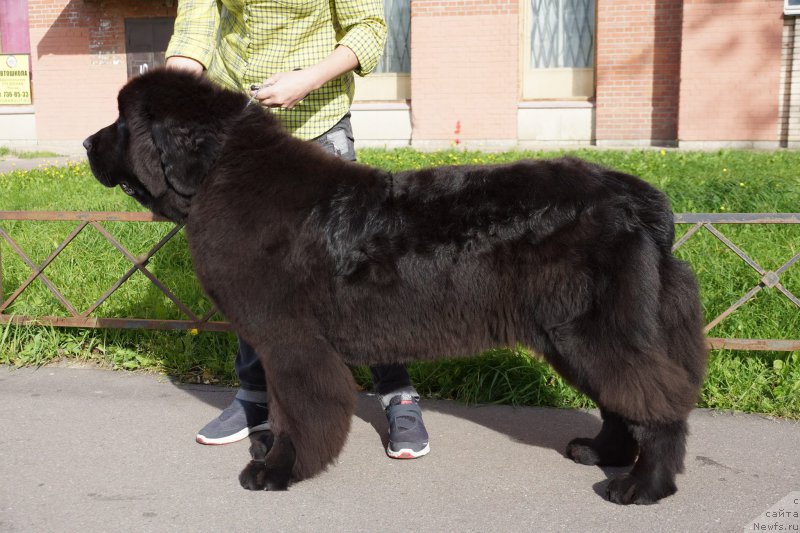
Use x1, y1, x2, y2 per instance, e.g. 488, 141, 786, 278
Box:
150, 118, 222, 197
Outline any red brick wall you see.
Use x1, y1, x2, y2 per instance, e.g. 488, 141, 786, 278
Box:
28, 0, 174, 141
20, 0, 786, 145
679, 0, 783, 143
410, 0, 518, 144
595, 0, 683, 144
412, 0, 518, 16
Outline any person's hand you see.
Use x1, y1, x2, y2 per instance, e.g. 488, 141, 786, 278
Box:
252, 70, 319, 109
166, 56, 204, 75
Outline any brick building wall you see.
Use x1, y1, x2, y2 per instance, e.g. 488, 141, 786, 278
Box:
28, 0, 174, 142
679, 0, 783, 146
410, 0, 519, 146
3, 0, 791, 148
595, 0, 683, 145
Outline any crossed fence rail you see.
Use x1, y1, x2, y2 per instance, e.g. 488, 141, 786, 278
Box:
1, 211, 799, 351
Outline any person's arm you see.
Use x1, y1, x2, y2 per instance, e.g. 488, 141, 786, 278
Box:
253, 0, 387, 109
253, 45, 359, 109
332, 0, 387, 77
165, 0, 220, 74
166, 55, 204, 75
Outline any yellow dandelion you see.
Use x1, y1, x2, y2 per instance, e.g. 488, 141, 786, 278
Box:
189, 328, 199, 336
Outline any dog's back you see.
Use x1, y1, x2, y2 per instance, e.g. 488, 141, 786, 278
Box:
312, 156, 702, 370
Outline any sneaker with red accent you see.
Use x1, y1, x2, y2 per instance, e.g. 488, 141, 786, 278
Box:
385, 392, 430, 459
196, 398, 270, 445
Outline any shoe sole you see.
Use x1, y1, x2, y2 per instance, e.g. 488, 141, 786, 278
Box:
196, 422, 271, 446
386, 443, 430, 459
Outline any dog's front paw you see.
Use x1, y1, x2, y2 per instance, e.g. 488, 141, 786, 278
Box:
239, 461, 270, 490
606, 473, 675, 505
239, 461, 291, 491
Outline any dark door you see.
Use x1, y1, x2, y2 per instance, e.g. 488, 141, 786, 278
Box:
125, 18, 175, 78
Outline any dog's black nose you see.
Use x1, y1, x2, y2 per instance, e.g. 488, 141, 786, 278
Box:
82, 137, 93, 152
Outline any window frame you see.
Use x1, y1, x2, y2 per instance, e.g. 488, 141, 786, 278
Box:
520, 0, 597, 100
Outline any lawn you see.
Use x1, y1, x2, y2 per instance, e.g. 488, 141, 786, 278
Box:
1, 148, 799, 417
0, 146, 63, 160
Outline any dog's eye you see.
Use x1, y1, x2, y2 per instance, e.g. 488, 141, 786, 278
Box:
120, 183, 136, 196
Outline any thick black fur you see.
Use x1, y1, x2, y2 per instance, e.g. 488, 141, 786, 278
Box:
84, 69, 708, 504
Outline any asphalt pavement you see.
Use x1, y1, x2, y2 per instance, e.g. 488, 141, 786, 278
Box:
1, 364, 798, 532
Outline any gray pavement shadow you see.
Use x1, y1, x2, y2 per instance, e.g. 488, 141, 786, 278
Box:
352, 393, 603, 457
169, 381, 612, 471
351, 395, 632, 490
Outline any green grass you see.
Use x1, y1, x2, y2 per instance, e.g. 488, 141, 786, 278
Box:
1, 149, 799, 417
0, 146, 63, 159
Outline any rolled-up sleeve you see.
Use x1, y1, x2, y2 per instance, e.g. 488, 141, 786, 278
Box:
166, 0, 220, 69
334, 0, 387, 76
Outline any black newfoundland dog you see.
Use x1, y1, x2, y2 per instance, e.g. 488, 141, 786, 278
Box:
84, 69, 707, 504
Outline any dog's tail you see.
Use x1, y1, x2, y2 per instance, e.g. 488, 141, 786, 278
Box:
628, 179, 676, 255
658, 254, 709, 393
611, 167, 708, 399
629, 172, 708, 394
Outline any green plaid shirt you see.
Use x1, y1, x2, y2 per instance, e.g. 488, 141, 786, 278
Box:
166, 0, 386, 139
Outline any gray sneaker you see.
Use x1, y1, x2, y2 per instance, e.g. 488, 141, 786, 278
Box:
196, 398, 271, 445
385, 392, 430, 459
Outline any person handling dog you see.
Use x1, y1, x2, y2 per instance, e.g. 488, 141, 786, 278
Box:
164, 0, 430, 459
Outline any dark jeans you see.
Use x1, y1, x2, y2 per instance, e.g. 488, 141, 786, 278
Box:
236, 113, 413, 396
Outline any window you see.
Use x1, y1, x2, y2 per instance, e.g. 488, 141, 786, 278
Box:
375, 0, 410, 74
522, 0, 595, 99
125, 18, 175, 78
354, 0, 410, 101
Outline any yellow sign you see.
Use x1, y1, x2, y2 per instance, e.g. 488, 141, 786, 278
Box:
0, 54, 32, 105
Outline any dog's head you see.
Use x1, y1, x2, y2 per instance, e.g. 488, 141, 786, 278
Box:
83, 69, 249, 222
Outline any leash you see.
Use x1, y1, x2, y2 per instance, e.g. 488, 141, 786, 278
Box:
245, 82, 274, 108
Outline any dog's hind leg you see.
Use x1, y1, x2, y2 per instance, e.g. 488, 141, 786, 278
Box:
537, 341, 638, 468
565, 409, 638, 467
548, 331, 696, 504
603, 257, 707, 505
238, 337, 356, 490
605, 419, 688, 505
543, 295, 701, 501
